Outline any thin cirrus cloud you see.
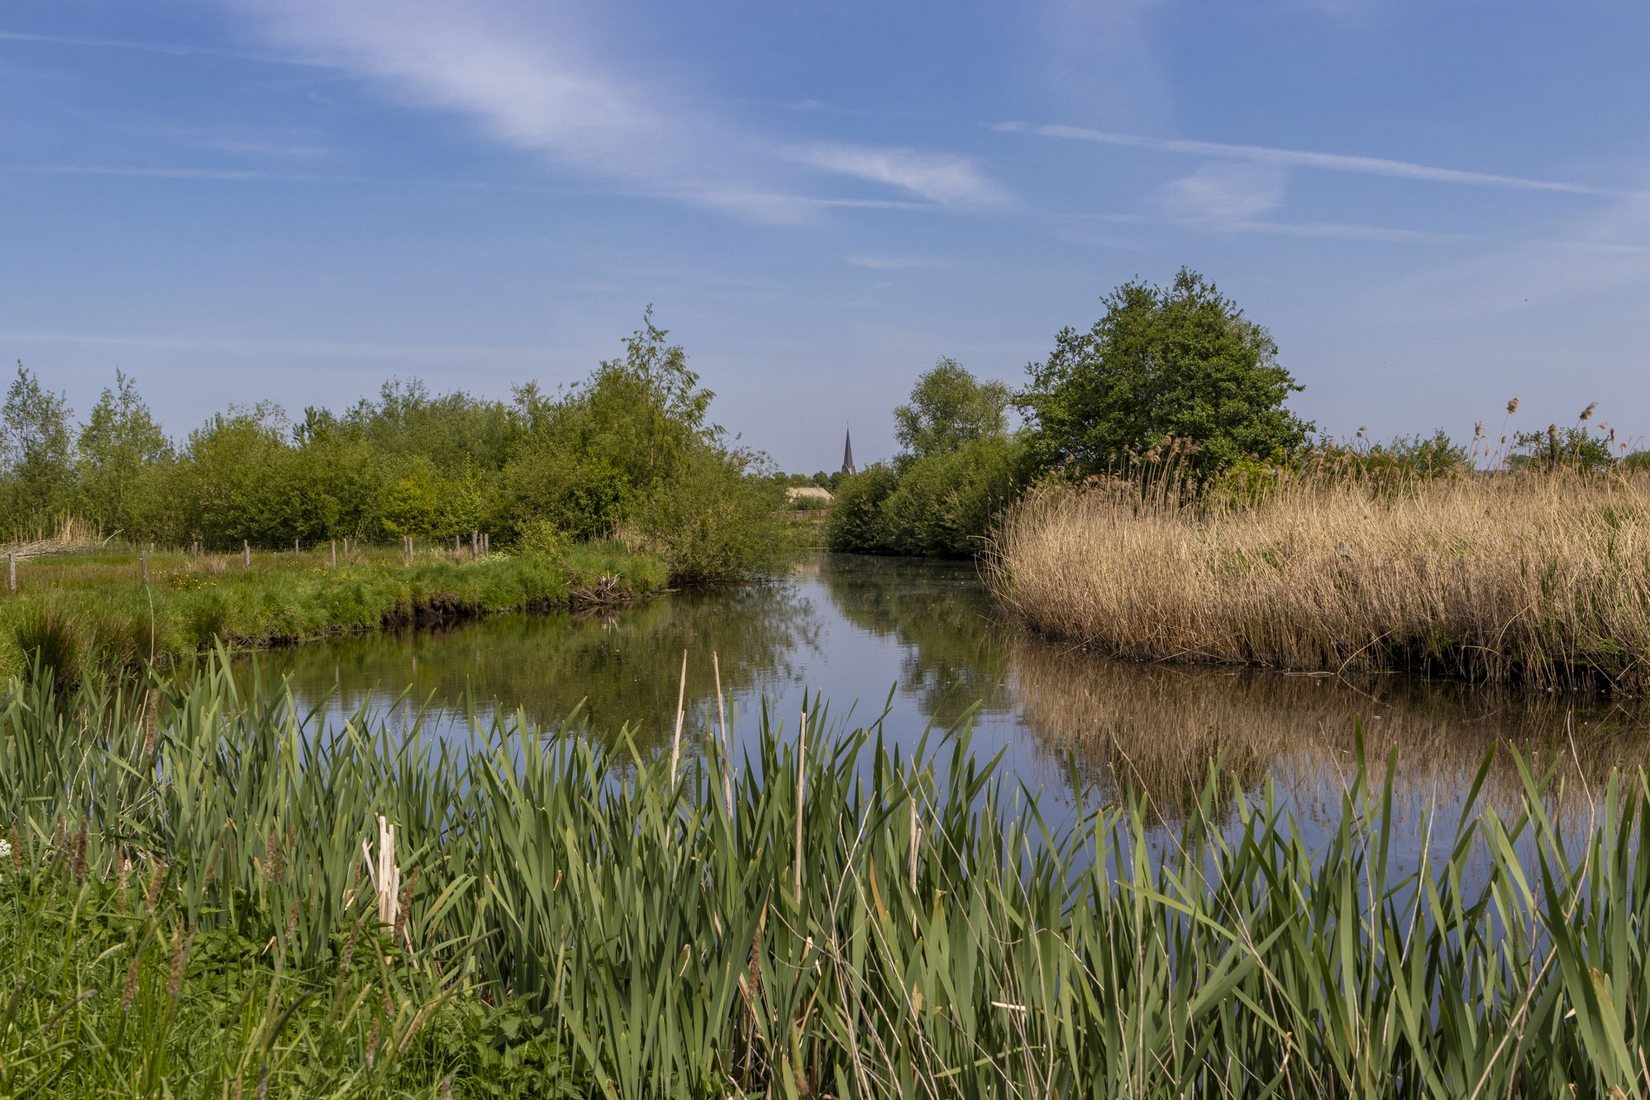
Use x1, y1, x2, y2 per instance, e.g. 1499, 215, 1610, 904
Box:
219, 1, 999, 221
785, 143, 1006, 208
1154, 161, 1287, 223
997, 121, 1639, 199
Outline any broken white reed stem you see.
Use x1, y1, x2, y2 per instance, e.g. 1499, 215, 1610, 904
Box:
669, 649, 687, 784
909, 797, 919, 892
794, 710, 807, 901
713, 651, 733, 818
361, 815, 400, 932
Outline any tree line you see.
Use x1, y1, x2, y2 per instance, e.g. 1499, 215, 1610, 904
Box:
0, 314, 786, 582
829, 267, 1647, 557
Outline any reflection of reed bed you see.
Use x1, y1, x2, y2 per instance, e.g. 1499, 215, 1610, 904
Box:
1011, 635, 1650, 818
989, 470, 1650, 693
11, 656, 1650, 1095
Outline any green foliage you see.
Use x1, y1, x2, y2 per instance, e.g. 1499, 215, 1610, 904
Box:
0, 363, 76, 532
73, 370, 174, 542
0, 313, 787, 584
622, 447, 790, 583
876, 434, 1030, 556
0, 547, 667, 681
7, 661, 1650, 1095
1625, 451, 1650, 471
514, 516, 570, 559
1, 853, 582, 1096
1356, 428, 1470, 476
1018, 267, 1312, 480
824, 465, 899, 552
893, 357, 1012, 460
1508, 424, 1617, 472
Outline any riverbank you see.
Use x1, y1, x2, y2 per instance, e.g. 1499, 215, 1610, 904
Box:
0, 542, 668, 683
3, 659, 1647, 1095
988, 469, 1650, 693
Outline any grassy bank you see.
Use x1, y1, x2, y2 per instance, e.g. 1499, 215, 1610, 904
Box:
5, 659, 1650, 1096
988, 469, 1650, 693
0, 543, 667, 682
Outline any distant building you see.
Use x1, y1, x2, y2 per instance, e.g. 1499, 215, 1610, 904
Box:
841, 428, 857, 477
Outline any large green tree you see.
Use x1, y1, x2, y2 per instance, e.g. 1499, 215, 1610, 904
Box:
1018, 268, 1311, 479
0, 362, 76, 526
893, 358, 1012, 460
75, 371, 174, 538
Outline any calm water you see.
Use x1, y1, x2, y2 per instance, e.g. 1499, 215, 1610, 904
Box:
249, 555, 1650, 848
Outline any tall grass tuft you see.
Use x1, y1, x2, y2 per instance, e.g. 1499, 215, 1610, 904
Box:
4, 656, 1650, 1093
987, 466, 1650, 693
10, 603, 84, 688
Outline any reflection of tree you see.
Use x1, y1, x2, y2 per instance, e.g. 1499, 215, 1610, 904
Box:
820, 555, 1014, 727
1012, 635, 1650, 822
245, 580, 820, 754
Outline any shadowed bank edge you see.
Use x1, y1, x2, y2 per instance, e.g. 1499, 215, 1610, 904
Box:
3, 652, 1649, 1097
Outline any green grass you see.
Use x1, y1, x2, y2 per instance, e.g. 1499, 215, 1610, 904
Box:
1, 866, 581, 1097
0, 543, 668, 682
4, 657, 1650, 1096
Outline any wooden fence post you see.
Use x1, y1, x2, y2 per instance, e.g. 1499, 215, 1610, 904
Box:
141, 548, 149, 584
331, 540, 338, 569
7, 553, 15, 594
243, 541, 251, 571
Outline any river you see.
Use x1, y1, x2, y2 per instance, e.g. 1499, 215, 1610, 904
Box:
250, 554, 1650, 856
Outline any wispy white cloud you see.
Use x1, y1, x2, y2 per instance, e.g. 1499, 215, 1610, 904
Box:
218, 1, 994, 222
1381, 186, 1650, 318
997, 121, 1641, 199
785, 143, 1006, 207
1022, 0, 1172, 129
1222, 220, 1470, 243
1062, 208, 1468, 244
1155, 161, 1285, 223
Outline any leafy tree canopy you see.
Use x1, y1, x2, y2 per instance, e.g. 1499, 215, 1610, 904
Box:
1018, 268, 1311, 479
894, 358, 1011, 460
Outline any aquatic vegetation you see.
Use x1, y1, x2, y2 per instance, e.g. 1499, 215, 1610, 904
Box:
0, 543, 668, 681
988, 467, 1650, 693
4, 658, 1650, 1095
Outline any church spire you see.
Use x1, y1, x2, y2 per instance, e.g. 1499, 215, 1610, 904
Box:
840, 427, 857, 477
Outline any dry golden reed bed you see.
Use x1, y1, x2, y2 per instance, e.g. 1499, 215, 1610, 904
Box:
987, 468, 1650, 693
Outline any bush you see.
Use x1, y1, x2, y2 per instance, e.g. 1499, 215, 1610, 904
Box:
622, 448, 790, 584
515, 517, 570, 559
877, 435, 1030, 557
824, 466, 899, 553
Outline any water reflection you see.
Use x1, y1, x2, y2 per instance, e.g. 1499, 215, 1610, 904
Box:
253, 555, 1650, 830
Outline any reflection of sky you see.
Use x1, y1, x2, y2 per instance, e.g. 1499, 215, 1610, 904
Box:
250, 555, 1650, 872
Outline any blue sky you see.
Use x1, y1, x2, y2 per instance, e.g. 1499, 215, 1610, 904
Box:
3, 1, 1649, 469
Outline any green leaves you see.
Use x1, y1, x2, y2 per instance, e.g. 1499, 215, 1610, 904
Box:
1018, 267, 1312, 481
6, 658, 1650, 1095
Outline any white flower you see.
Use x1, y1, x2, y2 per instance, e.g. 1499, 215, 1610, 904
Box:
0, 839, 11, 861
